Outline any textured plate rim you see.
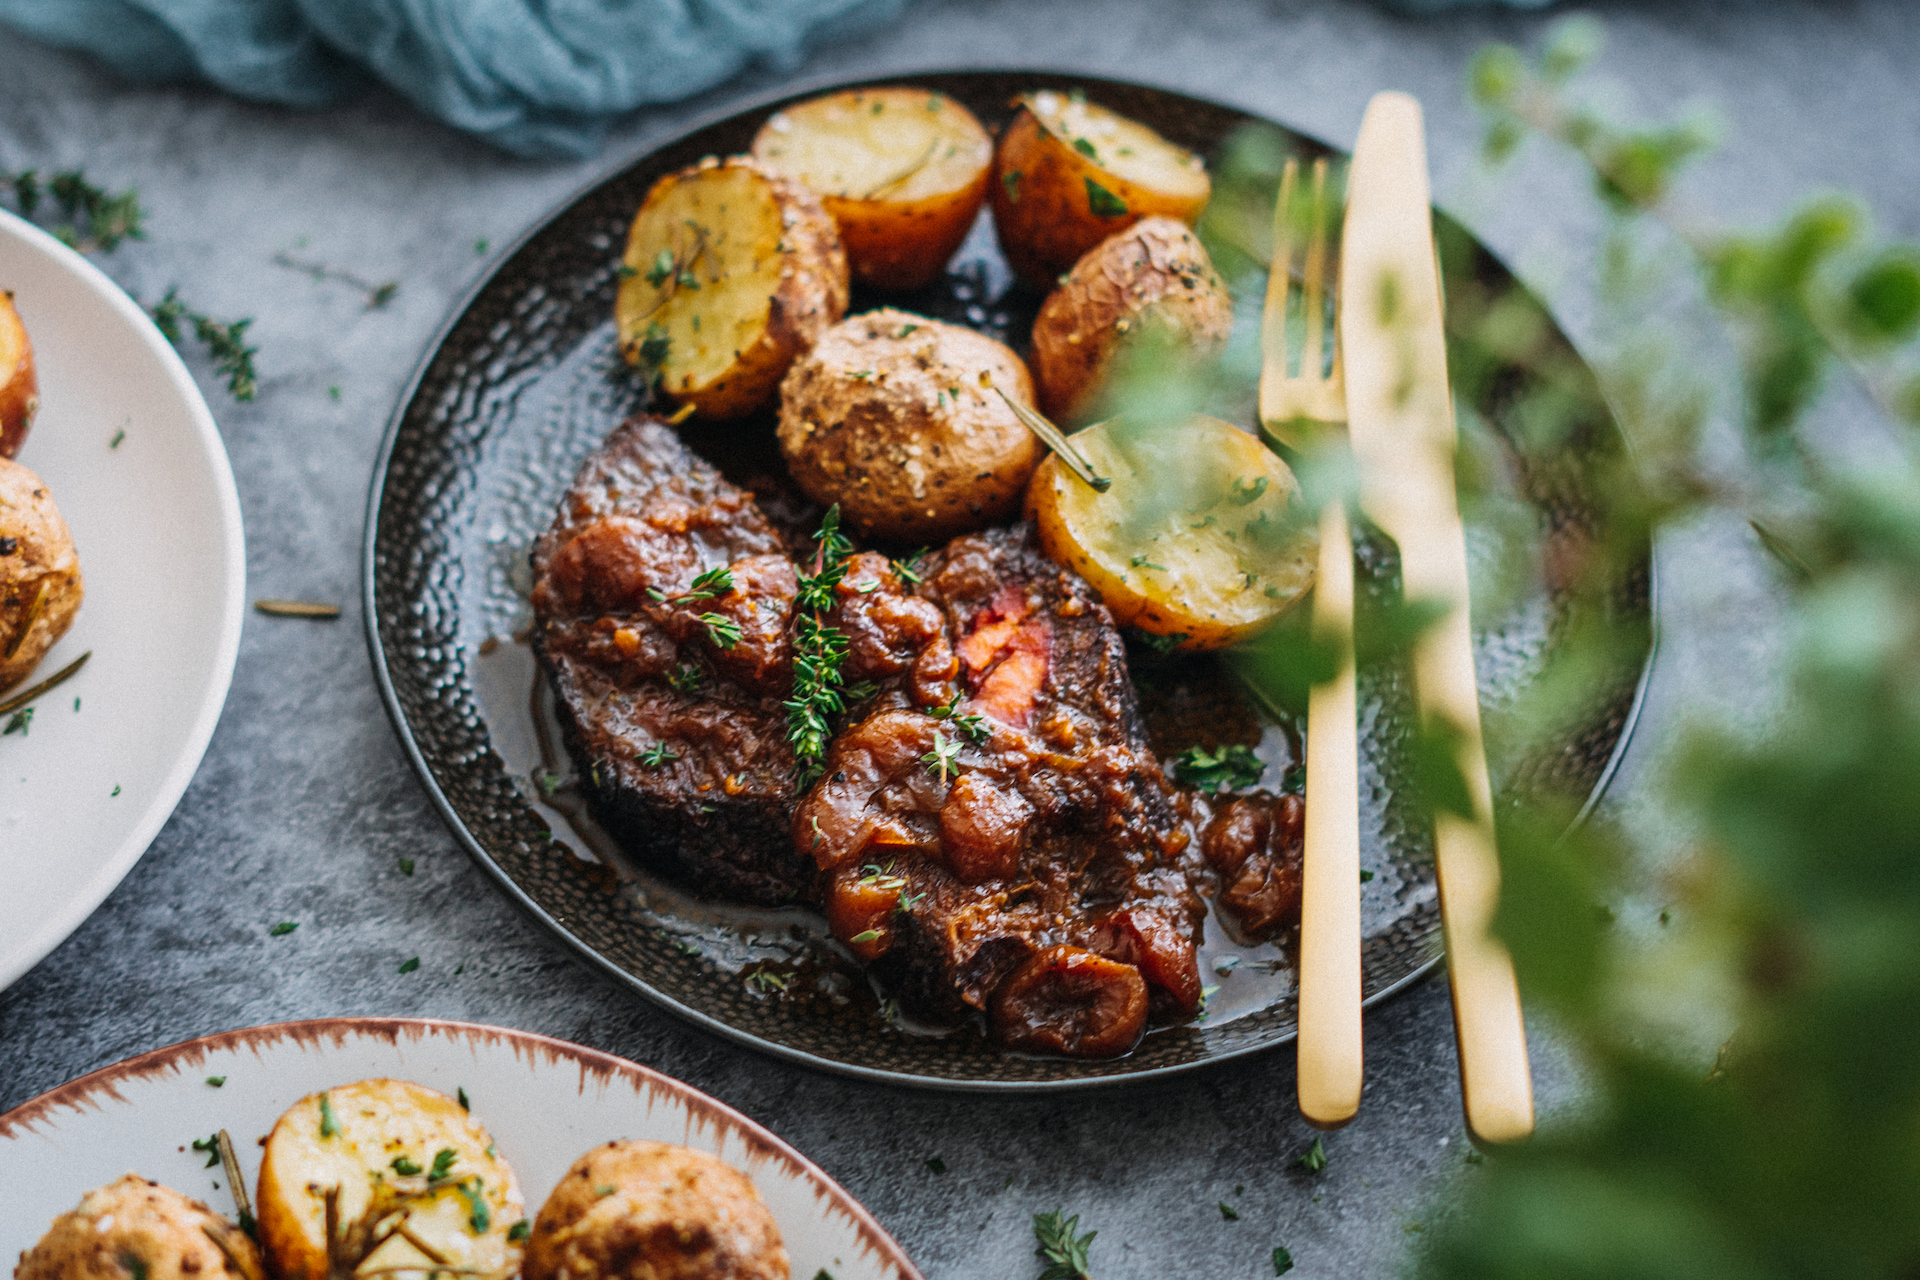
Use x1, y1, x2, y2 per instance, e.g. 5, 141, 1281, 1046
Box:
0, 207, 248, 993
362, 67, 1657, 1093
0, 1015, 925, 1280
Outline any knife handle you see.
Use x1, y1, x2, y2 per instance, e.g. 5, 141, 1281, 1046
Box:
1297, 501, 1363, 1129
1401, 523, 1535, 1145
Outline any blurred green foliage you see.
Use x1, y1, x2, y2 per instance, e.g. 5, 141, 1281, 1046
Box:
1418, 18, 1920, 1279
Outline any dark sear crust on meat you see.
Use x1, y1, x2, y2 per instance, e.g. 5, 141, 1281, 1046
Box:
533, 419, 1306, 1057
532, 417, 816, 905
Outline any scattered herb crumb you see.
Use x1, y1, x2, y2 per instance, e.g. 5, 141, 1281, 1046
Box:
924, 1156, 947, 1174
1172, 743, 1264, 792
205, 1076, 225, 1087
398, 857, 415, 875
429, 1148, 457, 1180
508, 1219, 530, 1242
268, 921, 298, 937
3, 709, 31, 735
1360, 869, 1375, 883
391, 1155, 423, 1175
1296, 1136, 1328, 1173
593, 1183, 616, 1197
1220, 1200, 1240, 1220
398, 956, 420, 974
457, 1086, 471, 1111
318, 1092, 339, 1137
110, 784, 121, 796
1273, 1245, 1295, 1275
1084, 177, 1128, 218
109, 428, 125, 448
475, 238, 490, 255
328, 385, 341, 401
191, 1133, 220, 1167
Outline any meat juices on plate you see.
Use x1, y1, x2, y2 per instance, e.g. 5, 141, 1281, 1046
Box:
531, 417, 1306, 1058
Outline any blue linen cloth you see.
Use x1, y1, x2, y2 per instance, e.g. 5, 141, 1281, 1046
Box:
0, 0, 908, 158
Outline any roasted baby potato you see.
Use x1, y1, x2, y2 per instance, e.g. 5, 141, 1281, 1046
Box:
1026, 415, 1316, 650
989, 89, 1212, 286
1029, 216, 1234, 423
0, 289, 37, 458
777, 308, 1039, 543
524, 1139, 788, 1280
751, 87, 993, 291
17, 1174, 263, 1280
256, 1078, 526, 1280
615, 156, 848, 420
1, 456, 83, 693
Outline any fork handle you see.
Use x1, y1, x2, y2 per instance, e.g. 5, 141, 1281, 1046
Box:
1400, 521, 1536, 1145
1297, 501, 1363, 1129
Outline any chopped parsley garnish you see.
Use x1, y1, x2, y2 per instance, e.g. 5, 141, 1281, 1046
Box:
1273, 1246, 1296, 1275
645, 247, 674, 287
1073, 137, 1098, 158
318, 1092, 339, 1138
205, 1075, 225, 1087
1219, 1200, 1240, 1220
593, 1183, 617, 1197
268, 921, 298, 937
1296, 1136, 1328, 1172
638, 742, 679, 768
4, 708, 31, 735
636, 322, 670, 372
397, 955, 420, 973
191, 1134, 220, 1168
457, 1086, 471, 1111
1172, 744, 1266, 792
460, 1177, 491, 1232
430, 1148, 458, 1180
508, 1220, 531, 1242
849, 369, 875, 381
391, 1155, 423, 1175
1129, 554, 1168, 571
1084, 177, 1128, 218
1033, 1209, 1096, 1280
109, 428, 126, 449
1230, 475, 1271, 505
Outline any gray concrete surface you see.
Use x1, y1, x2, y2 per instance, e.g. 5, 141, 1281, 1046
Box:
1, 0, 1913, 1274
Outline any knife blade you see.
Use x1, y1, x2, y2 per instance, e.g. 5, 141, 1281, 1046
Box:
1338, 91, 1535, 1144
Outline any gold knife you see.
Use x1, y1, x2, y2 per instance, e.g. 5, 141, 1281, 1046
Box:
1339, 91, 1535, 1144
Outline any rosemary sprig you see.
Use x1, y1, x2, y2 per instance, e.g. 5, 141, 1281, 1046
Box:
1033, 1209, 1096, 1280
784, 506, 859, 788
0, 650, 90, 717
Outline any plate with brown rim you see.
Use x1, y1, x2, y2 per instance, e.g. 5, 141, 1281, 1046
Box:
363, 70, 1654, 1090
0, 1017, 921, 1277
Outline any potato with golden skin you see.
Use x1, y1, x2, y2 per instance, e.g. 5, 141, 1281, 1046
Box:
16, 1174, 263, 1280
524, 1139, 788, 1280
1029, 216, 1234, 423
1, 456, 82, 693
615, 156, 848, 420
0, 289, 37, 458
1026, 415, 1316, 651
989, 90, 1211, 286
751, 87, 993, 291
255, 1078, 525, 1280
777, 308, 1039, 543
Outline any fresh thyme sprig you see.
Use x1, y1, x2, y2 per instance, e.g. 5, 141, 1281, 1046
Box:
271, 250, 399, 310
784, 506, 860, 788
649, 566, 734, 604
0, 169, 257, 401
152, 287, 259, 401
696, 612, 741, 650
927, 688, 990, 745
921, 731, 962, 784
1033, 1209, 1096, 1280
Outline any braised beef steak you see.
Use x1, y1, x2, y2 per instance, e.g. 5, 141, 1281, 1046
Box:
531, 417, 814, 905
532, 419, 1306, 1057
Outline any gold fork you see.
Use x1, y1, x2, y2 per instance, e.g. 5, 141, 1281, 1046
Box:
1259, 156, 1363, 1130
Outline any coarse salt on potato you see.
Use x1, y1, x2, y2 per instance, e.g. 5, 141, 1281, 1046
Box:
1, 455, 83, 693
752, 88, 993, 291
1026, 414, 1316, 650
990, 90, 1211, 286
777, 308, 1038, 543
255, 1078, 525, 1280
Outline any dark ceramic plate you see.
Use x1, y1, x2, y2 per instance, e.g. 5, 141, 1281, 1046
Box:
364, 70, 1654, 1090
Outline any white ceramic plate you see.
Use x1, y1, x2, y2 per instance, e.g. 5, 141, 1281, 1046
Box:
0, 1018, 922, 1278
0, 209, 245, 990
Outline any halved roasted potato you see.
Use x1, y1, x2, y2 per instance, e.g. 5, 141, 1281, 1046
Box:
1026, 415, 1316, 650
989, 89, 1212, 286
615, 156, 848, 420
1029, 216, 1234, 423
751, 87, 993, 291
256, 1078, 526, 1280
1, 456, 83, 693
1, 289, 38, 458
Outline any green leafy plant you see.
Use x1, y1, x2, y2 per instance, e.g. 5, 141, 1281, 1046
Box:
1415, 18, 1920, 1280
